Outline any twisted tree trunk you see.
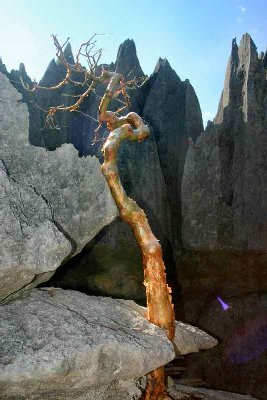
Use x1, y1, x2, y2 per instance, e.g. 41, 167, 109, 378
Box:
99, 73, 175, 400
23, 34, 175, 399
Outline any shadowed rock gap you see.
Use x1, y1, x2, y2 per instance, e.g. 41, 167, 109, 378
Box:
44, 219, 184, 320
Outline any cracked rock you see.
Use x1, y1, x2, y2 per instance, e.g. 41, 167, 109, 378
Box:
119, 300, 218, 355
0, 288, 175, 399
0, 72, 118, 302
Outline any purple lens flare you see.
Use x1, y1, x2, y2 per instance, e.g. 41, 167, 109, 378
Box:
217, 296, 230, 311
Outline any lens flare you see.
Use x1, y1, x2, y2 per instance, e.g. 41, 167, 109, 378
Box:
217, 296, 230, 311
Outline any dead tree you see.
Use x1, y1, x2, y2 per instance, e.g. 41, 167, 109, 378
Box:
22, 35, 175, 400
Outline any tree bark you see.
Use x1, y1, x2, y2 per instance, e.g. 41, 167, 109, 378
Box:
99, 73, 175, 400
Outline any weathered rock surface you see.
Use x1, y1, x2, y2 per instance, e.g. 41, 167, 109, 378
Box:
144, 58, 203, 250
0, 378, 146, 400
182, 34, 267, 251
0, 72, 118, 302
120, 300, 218, 355
0, 289, 175, 399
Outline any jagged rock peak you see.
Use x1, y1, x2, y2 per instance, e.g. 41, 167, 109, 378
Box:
63, 41, 75, 64
153, 57, 182, 82
154, 57, 171, 72
19, 62, 26, 74
238, 32, 258, 69
239, 33, 257, 54
39, 42, 74, 86
215, 33, 264, 124
10, 65, 29, 79
230, 37, 239, 65
263, 49, 267, 69
115, 39, 144, 79
0, 57, 8, 75
39, 58, 59, 86
18, 63, 31, 82
184, 78, 194, 89
214, 38, 239, 124
183, 79, 204, 141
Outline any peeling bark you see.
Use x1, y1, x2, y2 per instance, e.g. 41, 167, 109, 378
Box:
27, 35, 176, 396
99, 72, 175, 400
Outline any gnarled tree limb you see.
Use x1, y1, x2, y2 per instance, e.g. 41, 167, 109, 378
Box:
100, 72, 175, 400
24, 36, 176, 400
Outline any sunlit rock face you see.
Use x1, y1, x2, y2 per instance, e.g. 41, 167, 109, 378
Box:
180, 34, 267, 399
0, 72, 118, 303
143, 58, 203, 250
0, 289, 174, 399
182, 34, 267, 251
0, 288, 218, 400
118, 300, 218, 355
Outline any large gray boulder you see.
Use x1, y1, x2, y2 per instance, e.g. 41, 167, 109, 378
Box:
0, 72, 118, 302
0, 288, 175, 399
182, 34, 267, 251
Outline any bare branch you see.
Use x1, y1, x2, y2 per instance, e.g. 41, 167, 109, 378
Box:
72, 109, 99, 122
20, 68, 72, 92
76, 34, 97, 65
22, 35, 139, 137
30, 101, 49, 113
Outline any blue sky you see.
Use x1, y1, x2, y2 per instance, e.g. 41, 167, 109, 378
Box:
0, 0, 266, 125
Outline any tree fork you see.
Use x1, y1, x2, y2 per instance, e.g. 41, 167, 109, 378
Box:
100, 72, 175, 400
